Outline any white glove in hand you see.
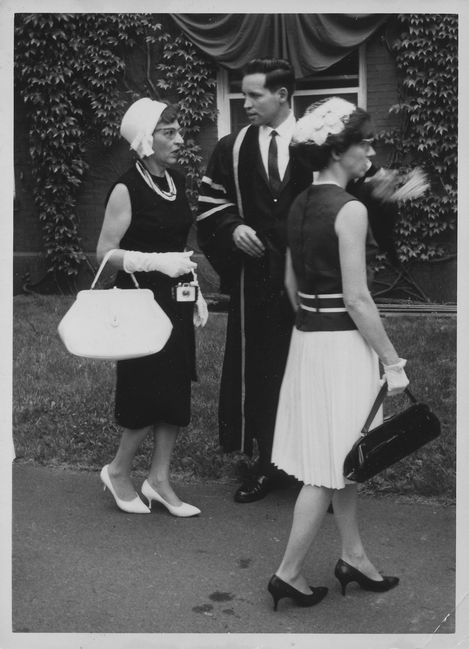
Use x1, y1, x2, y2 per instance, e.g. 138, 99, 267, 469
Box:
123, 250, 197, 278
193, 290, 209, 328
383, 358, 409, 396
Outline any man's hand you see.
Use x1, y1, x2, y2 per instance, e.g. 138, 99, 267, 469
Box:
232, 225, 265, 258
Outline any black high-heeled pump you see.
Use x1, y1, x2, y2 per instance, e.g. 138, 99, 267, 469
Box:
267, 574, 328, 611
334, 559, 399, 596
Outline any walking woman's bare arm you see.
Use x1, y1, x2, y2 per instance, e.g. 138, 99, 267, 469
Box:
284, 248, 299, 312
335, 200, 400, 366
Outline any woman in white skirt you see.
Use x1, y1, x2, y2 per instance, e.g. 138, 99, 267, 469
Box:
268, 98, 409, 611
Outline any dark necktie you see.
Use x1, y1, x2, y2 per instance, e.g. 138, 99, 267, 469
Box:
268, 130, 282, 196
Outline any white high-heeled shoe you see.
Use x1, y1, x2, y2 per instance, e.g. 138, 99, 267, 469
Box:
100, 465, 150, 514
141, 479, 201, 517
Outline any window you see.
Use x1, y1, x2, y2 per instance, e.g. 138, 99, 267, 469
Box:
216, 46, 366, 137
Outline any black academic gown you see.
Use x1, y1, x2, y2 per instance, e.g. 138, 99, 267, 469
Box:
197, 125, 313, 459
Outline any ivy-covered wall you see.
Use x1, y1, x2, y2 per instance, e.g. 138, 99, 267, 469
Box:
13, 14, 457, 302
14, 13, 218, 293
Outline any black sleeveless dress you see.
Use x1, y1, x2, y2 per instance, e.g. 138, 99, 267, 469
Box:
107, 165, 196, 429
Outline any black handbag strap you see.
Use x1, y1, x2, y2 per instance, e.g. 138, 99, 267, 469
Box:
361, 382, 417, 435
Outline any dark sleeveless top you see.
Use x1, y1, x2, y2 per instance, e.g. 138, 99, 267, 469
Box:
287, 183, 359, 332
112, 165, 192, 250
108, 165, 194, 303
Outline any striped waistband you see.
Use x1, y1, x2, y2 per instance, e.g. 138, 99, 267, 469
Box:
298, 292, 347, 313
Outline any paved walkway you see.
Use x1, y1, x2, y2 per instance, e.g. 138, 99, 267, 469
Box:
9, 463, 457, 646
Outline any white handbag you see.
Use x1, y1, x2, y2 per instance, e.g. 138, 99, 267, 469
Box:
57, 250, 173, 360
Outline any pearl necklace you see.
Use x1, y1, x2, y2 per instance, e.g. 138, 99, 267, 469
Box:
136, 161, 177, 201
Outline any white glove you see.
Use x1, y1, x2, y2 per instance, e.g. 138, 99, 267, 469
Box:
193, 290, 209, 328
383, 358, 409, 396
123, 250, 197, 278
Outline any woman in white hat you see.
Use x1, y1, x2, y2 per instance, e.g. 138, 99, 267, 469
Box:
96, 98, 208, 516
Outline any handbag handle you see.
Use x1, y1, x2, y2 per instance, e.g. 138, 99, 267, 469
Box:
90, 249, 139, 289
361, 382, 417, 435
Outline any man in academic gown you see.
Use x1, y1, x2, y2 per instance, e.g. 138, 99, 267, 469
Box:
197, 58, 314, 503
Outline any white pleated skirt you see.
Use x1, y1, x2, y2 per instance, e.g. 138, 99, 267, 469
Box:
271, 328, 382, 489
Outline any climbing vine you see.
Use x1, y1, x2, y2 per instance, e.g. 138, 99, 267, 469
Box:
14, 14, 216, 280
15, 13, 457, 279
379, 14, 458, 262
155, 30, 217, 207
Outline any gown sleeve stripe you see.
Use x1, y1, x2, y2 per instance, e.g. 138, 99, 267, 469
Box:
196, 202, 237, 221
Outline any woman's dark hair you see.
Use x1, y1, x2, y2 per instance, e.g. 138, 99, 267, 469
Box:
243, 58, 295, 102
291, 103, 374, 171
158, 103, 179, 125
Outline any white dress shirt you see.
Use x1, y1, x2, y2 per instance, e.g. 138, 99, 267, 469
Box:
259, 111, 296, 182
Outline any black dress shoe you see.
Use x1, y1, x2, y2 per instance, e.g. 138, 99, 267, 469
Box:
234, 474, 273, 503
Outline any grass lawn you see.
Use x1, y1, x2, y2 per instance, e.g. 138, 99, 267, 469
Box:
13, 294, 456, 498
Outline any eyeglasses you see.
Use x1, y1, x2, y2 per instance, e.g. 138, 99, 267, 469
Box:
360, 138, 375, 146
153, 127, 186, 140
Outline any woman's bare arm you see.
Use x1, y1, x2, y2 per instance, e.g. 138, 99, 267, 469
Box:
96, 183, 132, 270
335, 200, 400, 366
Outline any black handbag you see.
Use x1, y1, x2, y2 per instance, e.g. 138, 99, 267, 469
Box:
343, 382, 441, 482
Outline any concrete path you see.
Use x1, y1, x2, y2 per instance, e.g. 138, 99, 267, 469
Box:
10, 463, 456, 643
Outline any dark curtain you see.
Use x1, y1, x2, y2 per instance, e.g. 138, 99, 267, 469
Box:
170, 13, 388, 76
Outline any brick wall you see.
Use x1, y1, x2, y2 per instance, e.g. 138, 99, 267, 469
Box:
366, 32, 399, 128
365, 32, 400, 167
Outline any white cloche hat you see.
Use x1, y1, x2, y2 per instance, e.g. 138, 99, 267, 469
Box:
120, 98, 168, 158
